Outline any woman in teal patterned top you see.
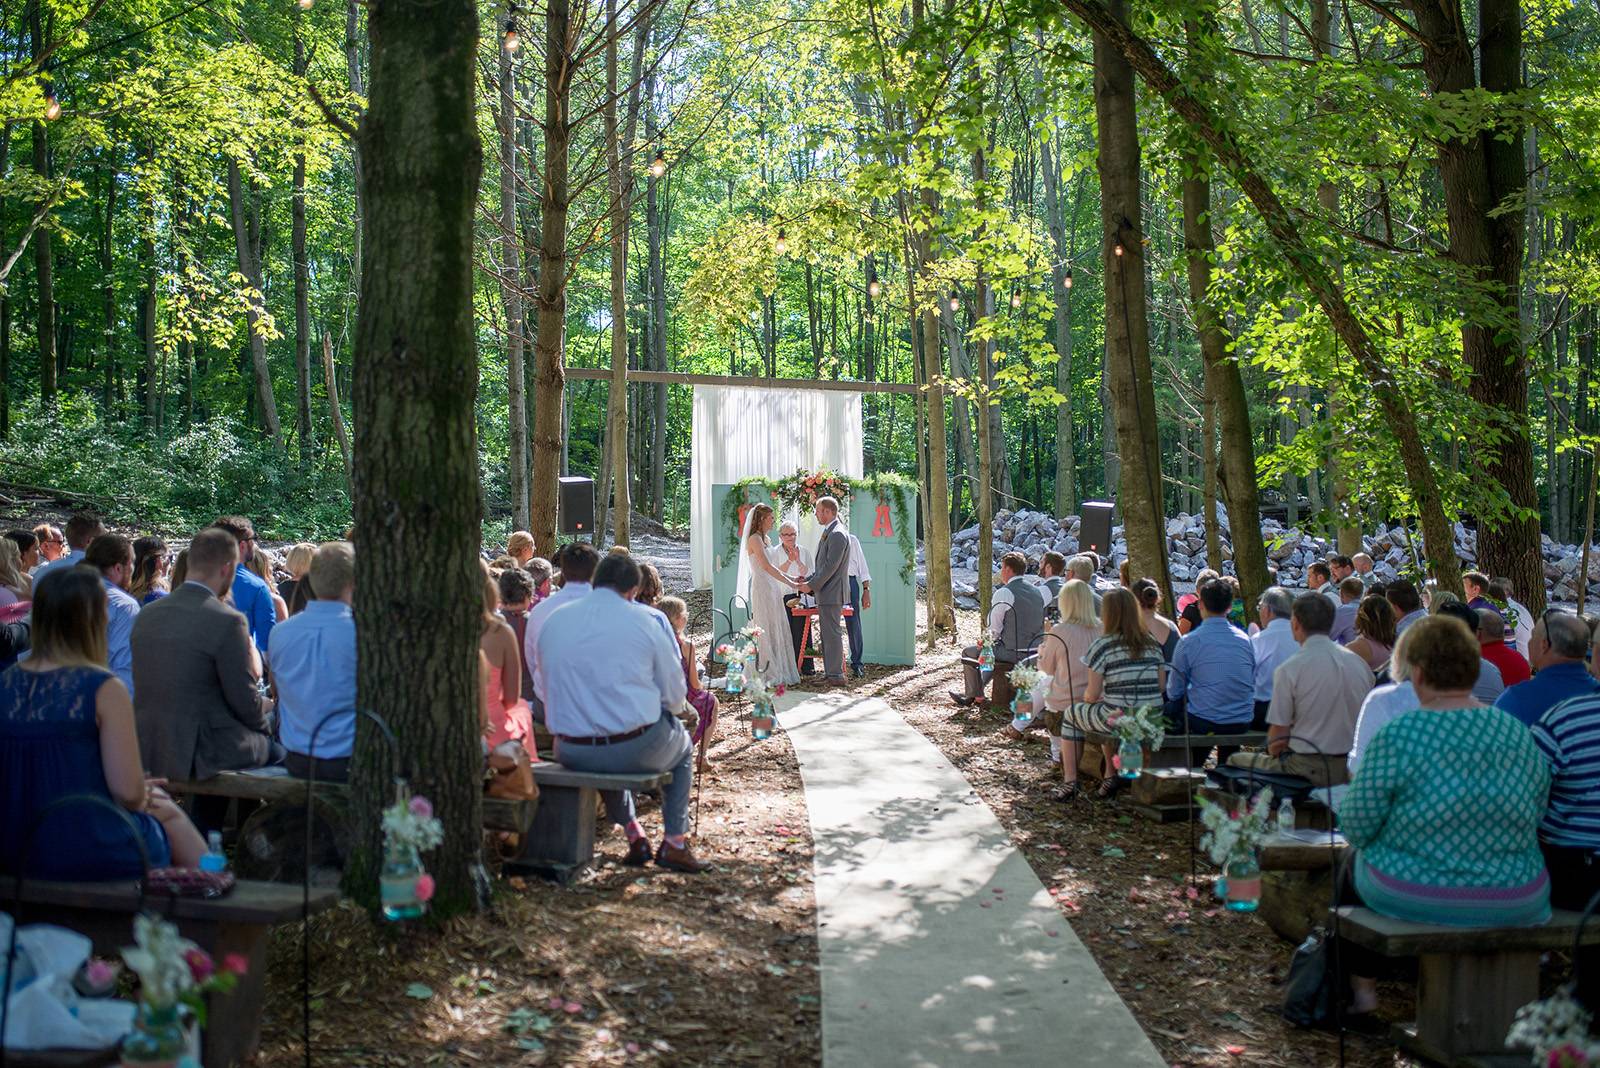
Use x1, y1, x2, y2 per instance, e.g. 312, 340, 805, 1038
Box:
1338, 615, 1550, 1014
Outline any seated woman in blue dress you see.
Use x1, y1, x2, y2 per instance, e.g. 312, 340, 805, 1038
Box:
0, 567, 205, 879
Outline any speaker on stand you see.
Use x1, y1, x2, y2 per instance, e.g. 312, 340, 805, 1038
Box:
559, 477, 596, 541
1079, 500, 1115, 562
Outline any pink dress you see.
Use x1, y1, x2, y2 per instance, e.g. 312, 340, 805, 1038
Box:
484, 661, 535, 752
681, 642, 717, 743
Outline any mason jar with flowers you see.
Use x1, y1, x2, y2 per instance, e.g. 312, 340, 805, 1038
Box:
380, 788, 444, 921
1199, 788, 1276, 911
118, 914, 245, 1068
1105, 704, 1166, 779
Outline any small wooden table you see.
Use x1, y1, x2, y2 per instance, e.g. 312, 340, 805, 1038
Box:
788, 603, 855, 672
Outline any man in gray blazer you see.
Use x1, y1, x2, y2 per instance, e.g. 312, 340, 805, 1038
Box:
131, 527, 281, 783
801, 496, 851, 685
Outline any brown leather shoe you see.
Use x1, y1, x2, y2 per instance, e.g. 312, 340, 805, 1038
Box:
623, 837, 653, 867
825, 677, 850, 687
655, 840, 712, 874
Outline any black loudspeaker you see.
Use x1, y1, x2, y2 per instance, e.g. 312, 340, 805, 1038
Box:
1079, 500, 1115, 558
558, 477, 595, 536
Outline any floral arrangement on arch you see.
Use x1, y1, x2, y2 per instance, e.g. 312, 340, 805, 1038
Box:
1105, 704, 1166, 750
1506, 985, 1600, 1067
1199, 788, 1277, 867
721, 470, 918, 582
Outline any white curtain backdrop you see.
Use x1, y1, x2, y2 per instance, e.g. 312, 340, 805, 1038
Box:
690, 385, 864, 588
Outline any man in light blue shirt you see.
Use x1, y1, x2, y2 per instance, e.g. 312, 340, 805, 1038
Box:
1250, 587, 1300, 725
1329, 577, 1364, 645
86, 532, 140, 698
538, 551, 706, 874
523, 542, 599, 719
212, 515, 276, 656
32, 513, 105, 586
269, 541, 357, 781
1166, 578, 1256, 740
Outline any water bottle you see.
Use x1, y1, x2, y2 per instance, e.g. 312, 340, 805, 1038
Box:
978, 641, 994, 671
1276, 798, 1295, 834
198, 831, 228, 873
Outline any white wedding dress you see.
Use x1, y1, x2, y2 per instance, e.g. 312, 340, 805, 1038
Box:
737, 522, 801, 687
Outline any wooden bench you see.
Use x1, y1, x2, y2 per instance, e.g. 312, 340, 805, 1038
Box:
0, 875, 339, 1068
1079, 730, 1268, 820
1253, 831, 1348, 944
167, 770, 538, 883
1335, 905, 1600, 1066
505, 764, 674, 882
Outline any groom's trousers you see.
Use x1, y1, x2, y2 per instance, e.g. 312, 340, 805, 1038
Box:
817, 601, 846, 679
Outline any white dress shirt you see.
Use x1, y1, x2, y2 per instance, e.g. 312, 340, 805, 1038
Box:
768, 542, 813, 583
846, 534, 872, 583
524, 581, 591, 702
537, 587, 687, 737
1250, 617, 1299, 703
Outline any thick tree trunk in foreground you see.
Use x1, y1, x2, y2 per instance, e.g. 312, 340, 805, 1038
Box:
1063, 0, 1462, 592
1407, 0, 1540, 608
1181, 14, 1267, 612
496, 41, 530, 530
1093, 0, 1172, 608
531, 0, 575, 555
350, 0, 486, 919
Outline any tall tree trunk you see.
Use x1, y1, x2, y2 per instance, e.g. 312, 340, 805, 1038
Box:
1063, 0, 1463, 593
140, 142, 158, 430
345, 0, 366, 298
98, 150, 118, 417
293, 26, 314, 462
30, 6, 55, 408
973, 140, 995, 617
497, 39, 530, 529
1094, 0, 1172, 606
323, 333, 352, 492
1043, 144, 1081, 516
226, 158, 283, 444
646, 87, 667, 521
350, 0, 486, 919
531, 0, 576, 555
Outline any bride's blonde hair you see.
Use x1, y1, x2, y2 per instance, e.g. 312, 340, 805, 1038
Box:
745, 503, 775, 538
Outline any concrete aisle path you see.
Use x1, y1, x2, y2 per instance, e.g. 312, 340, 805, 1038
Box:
778, 691, 1167, 1068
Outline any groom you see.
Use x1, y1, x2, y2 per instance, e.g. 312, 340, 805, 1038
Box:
800, 496, 851, 687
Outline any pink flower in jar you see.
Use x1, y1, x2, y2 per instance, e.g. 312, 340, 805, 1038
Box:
408, 796, 434, 820
414, 873, 436, 903
184, 948, 214, 982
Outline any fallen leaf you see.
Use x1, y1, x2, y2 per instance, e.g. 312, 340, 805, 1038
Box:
405, 983, 433, 1000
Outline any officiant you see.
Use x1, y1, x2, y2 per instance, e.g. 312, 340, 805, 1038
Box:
771, 521, 815, 677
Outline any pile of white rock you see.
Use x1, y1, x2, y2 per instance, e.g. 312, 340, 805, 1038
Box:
925, 507, 1599, 610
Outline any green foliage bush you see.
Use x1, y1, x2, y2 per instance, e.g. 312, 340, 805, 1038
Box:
0, 398, 352, 541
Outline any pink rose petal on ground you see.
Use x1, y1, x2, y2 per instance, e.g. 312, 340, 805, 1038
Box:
548, 996, 564, 1009
1046, 930, 1059, 938
979, 901, 991, 908
1225, 1045, 1246, 1056
626, 1043, 641, 1055
596, 1028, 613, 1042
1186, 886, 1200, 900
992, 888, 1004, 895
563, 1001, 583, 1014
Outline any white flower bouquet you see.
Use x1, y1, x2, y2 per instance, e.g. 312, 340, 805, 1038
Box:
382, 792, 444, 854
1008, 664, 1048, 702
1199, 788, 1276, 867
1105, 703, 1166, 749
1506, 986, 1600, 1067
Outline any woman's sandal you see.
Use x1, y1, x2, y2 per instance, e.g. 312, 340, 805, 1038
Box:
1093, 776, 1124, 801
1051, 782, 1082, 803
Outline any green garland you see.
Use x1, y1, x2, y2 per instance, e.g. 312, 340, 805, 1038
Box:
720, 469, 917, 582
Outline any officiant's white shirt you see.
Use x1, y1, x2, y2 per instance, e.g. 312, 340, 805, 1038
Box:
769, 542, 813, 582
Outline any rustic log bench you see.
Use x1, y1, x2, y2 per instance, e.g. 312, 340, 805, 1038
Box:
1253, 831, 1349, 943
166, 770, 537, 883
1334, 905, 1600, 1066
1079, 730, 1268, 819
0, 875, 339, 1068
505, 764, 675, 882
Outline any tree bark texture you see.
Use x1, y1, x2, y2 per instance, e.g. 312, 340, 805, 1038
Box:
1062, 0, 1462, 592
293, 28, 315, 462
497, 40, 530, 530
350, 0, 487, 918
1093, 0, 1172, 608
1042, 141, 1079, 517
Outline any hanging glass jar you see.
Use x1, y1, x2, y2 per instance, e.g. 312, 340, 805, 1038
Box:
750, 700, 774, 741
1224, 852, 1262, 912
381, 842, 427, 921
977, 641, 994, 671
1010, 694, 1032, 726
119, 1002, 187, 1068
726, 659, 746, 695
1116, 737, 1143, 779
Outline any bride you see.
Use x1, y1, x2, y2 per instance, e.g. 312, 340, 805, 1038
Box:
735, 503, 802, 686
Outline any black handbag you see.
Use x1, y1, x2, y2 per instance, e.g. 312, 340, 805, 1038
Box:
1281, 926, 1339, 1030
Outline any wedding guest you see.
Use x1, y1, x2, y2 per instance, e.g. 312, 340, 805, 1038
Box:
130, 527, 280, 782
772, 522, 815, 677
846, 531, 872, 678
1496, 576, 1535, 653
660, 596, 718, 774
1477, 609, 1530, 688
1118, 559, 1132, 589
1177, 568, 1221, 636
525, 557, 553, 604
539, 551, 707, 872
211, 516, 276, 655
1345, 595, 1398, 672
0, 538, 27, 605
1060, 587, 1166, 799
129, 536, 170, 605
1307, 561, 1334, 599
1328, 554, 1355, 590
1529, 685, 1600, 1011
1352, 552, 1376, 585
0, 612, 28, 671
637, 562, 664, 608
85, 534, 140, 699
480, 562, 532, 752
497, 567, 538, 704
1496, 612, 1598, 727
1330, 577, 1364, 645
1132, 577, 1178, 663
248, 545, 290, 623
1039, 580, 1099, 801
524, 542, 599, 720
1165, 578, 1255, 739
1250, 587, 1299, 726
31, 523, 65, 566
4, 530, 38, 584
0, 567, 206, 879
278, 542, 316, 616
1038, 552, 1067, 605
1387, 579, 1427, 636
1347, 624, 1419, 775
507, 531, 536, 568
1067, 555, 1104, 615
951, 552, 1044, 709
33, 513, 105, 585
269, 542, 357, 781
1435, 602, 1506, 703
169, 548, 189, 590
1336, 615, 1552, 1023
1227, 592, 1372, 786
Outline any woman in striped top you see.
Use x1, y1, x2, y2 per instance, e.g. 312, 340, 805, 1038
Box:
1062, 587, 1165, 800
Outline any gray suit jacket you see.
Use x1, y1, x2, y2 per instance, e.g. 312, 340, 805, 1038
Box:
130, 582, 275, 780
806, 521, 851, 607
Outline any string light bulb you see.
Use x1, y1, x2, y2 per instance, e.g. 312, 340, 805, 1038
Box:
297, 0, 313, 9
503, 7, 521, 52
1010, 288, 1022, 309
948, 294, 960, 313
650, 149, 666, 178
1065, 268, 1073, 290
774, 229, 788, 256
1113, 243, 1124, 257
867, 279, 881, 299
42, 82, 60, 121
